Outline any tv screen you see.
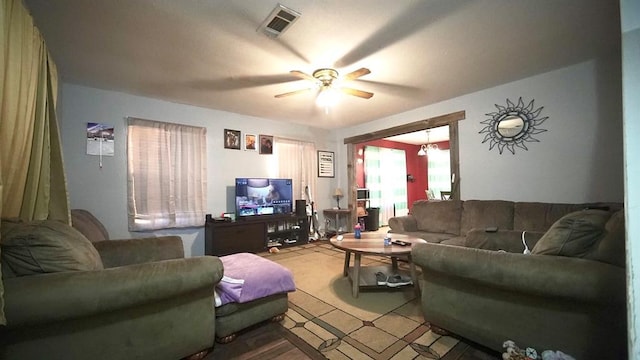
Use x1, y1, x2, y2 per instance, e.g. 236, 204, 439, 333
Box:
235, 178, 293, 218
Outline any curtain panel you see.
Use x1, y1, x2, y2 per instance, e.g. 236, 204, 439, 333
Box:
274, 137, 317, 203
364, 146, 408, 225
126, 118, 207, 231
0, 0, 70, 326
1, 0, 69, 222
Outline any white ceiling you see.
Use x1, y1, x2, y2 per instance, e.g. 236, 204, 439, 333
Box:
24, 0, 620, 131
386, 125, 449, 145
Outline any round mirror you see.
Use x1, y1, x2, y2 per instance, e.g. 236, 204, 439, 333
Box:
479, 97, 548, 154
497, 115, 525, 138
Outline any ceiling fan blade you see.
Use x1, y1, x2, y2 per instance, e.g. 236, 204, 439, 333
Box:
290, 70, 316, 82
343, 68, 371, 81
274, 88, 313, 98
341, 87, 374, 99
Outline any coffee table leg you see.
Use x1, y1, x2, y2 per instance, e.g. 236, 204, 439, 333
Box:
391, 257, 399, 270
409, 255, 419, 294
353, 253, 361, 298
343, 251, 351, 276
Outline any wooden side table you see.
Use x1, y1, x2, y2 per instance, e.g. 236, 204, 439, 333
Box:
323, 208, 352, 235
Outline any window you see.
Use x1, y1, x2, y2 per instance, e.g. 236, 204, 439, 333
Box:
364, 146, 408, 225
274, 137, 316, 202
127, 117, 207, 231
427, 149, 451, 199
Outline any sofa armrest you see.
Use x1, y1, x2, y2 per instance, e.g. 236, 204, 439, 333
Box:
411, 243, 625, 304
464, 229, 545, 252
93, 236, 184, 267
4, 256, 223, 327
388, 215, 418, 232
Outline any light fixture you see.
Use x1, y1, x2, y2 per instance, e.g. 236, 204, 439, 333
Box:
418, 129, 439, 156
316, 86, 340, 110
333, 188, 344, 209
313, 69, 341, 113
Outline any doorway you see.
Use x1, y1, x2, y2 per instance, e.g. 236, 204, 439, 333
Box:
344, 111, 465, 226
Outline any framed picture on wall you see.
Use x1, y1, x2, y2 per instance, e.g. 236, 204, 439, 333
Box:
244, 133, 257, 151
259, 135, 273, 154
224, 129, 241, 150
318, 150, 335, 178
86, 122, 115, 156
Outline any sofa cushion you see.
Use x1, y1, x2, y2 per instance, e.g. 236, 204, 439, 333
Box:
439, 236, 466, 246
400, 231, 456, 244
411, 200, 462, 235
531, 209, 611, 257
583, 209, 625, 267
460, 200, 514, 235
513, 202, 585, 232
1, 219, 104, 278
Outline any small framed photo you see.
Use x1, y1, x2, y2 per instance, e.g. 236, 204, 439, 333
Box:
259, 135, 273, 154
86, 122, 115, 156
244, 133, 257, 151
224, 129, 241, 150
318, 150, 335, 178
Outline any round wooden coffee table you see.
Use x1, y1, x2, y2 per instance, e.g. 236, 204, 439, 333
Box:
329, 232, 426, 297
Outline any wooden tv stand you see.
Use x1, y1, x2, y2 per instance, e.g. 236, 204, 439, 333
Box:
204, 214, 309, 256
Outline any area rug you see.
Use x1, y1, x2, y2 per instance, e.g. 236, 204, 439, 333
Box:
262, 242, 459, 359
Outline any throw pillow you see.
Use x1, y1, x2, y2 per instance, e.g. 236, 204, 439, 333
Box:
583, 209, 625, 267
1, 219, 104, 278
531, 209, 611, 257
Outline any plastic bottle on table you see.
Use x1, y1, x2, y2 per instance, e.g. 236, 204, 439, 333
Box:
383, 231, 392, 247
354, 223, 362, 239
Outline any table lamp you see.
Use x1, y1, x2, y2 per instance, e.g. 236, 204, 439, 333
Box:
333, 188, 344, 209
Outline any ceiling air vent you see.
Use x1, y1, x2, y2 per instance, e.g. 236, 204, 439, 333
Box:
258, 4, 301, 38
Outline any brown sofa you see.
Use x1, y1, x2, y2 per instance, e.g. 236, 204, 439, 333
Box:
392, 201, 626, 359
388, 199, 621, 246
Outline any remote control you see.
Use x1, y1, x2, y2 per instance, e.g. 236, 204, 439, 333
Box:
392, 240, 409, 246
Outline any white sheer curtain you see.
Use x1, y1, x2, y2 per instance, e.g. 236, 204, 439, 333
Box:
274, 137, 317, 202
427, 149, 451, 199
364, 146, 408, 226
127, 117, 207, 231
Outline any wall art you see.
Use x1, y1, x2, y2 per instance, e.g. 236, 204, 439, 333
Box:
224, 129, 241, 150
86, 122, 115, 157
479, 97, 548, 154
259, 135, 273, 154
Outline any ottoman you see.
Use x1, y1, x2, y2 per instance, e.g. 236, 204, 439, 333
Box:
214, 253, 295, 343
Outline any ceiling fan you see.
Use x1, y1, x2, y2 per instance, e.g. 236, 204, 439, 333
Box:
274, 67, 374, 104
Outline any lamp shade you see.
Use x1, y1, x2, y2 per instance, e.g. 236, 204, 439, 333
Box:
334, 188, 344, 197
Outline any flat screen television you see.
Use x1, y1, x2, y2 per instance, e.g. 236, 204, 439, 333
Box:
235, 178, 294, 218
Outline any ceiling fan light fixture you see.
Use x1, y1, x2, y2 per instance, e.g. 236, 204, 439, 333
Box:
275, 67, 372, 102
316, 86, 340, 108
312, 68, 339, 86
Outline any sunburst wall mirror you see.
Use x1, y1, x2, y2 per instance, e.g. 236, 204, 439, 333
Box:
479, 97, 548, 154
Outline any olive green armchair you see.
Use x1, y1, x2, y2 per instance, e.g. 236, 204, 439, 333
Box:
1, 210, 223, 360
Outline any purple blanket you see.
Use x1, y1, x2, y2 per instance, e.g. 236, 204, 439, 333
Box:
215, 253, 296, 307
